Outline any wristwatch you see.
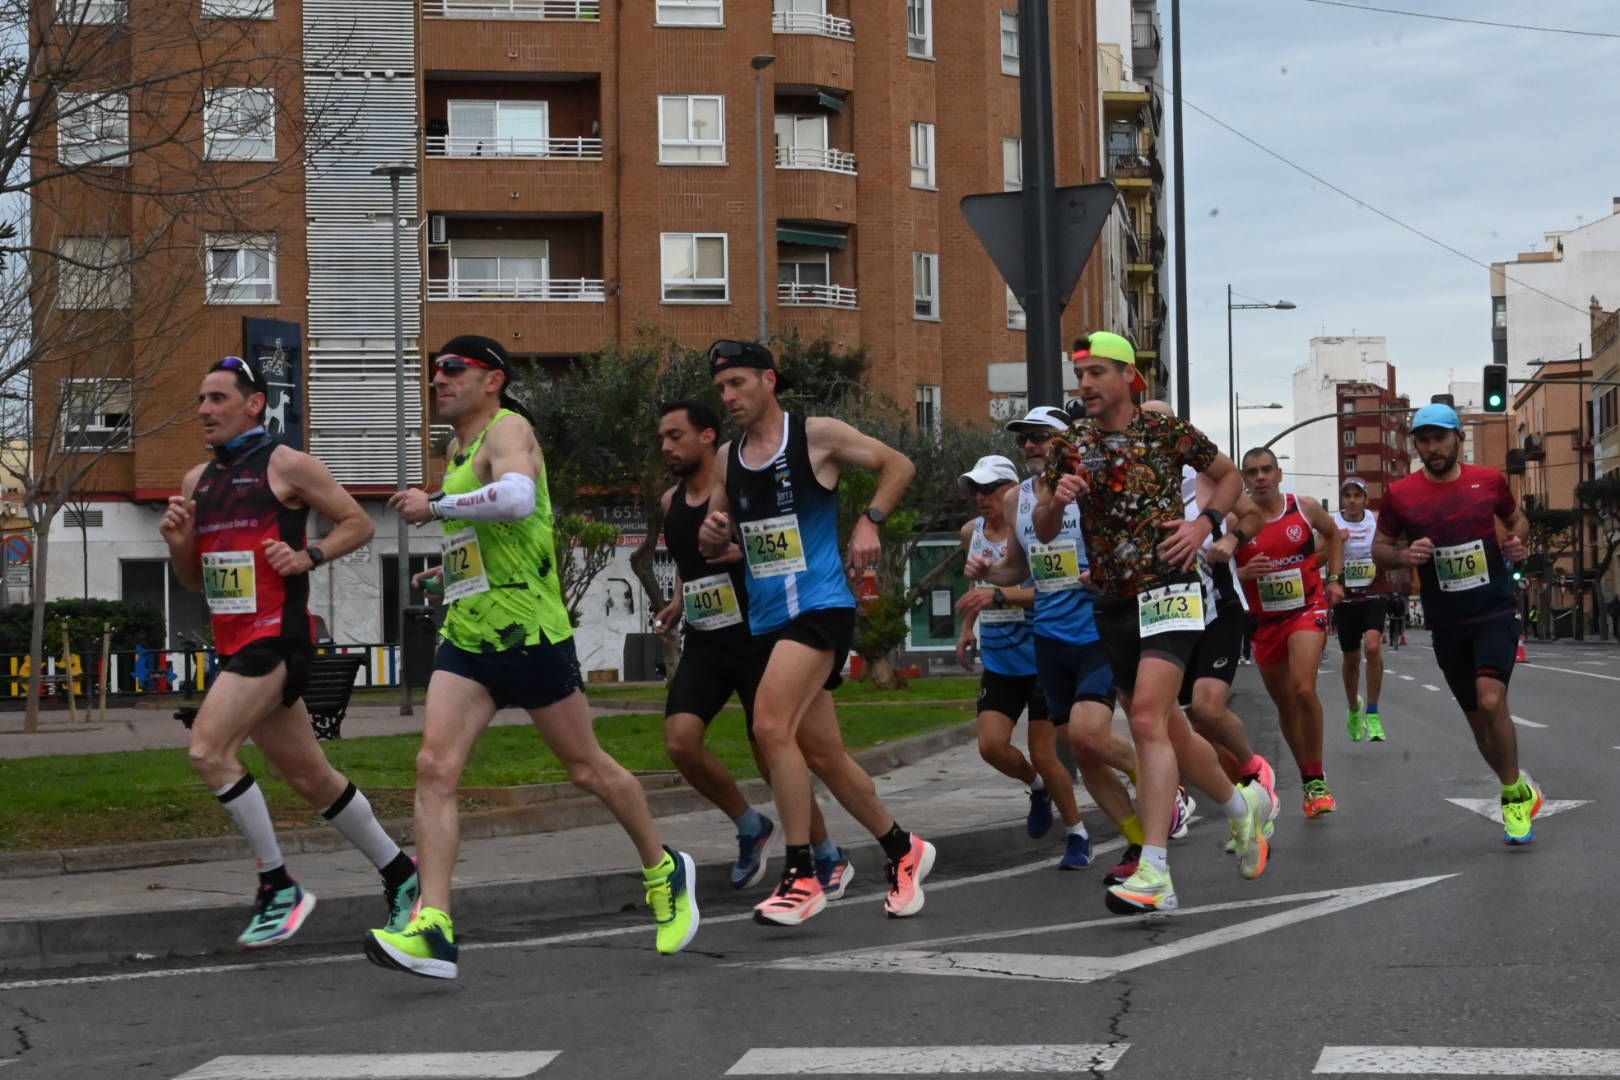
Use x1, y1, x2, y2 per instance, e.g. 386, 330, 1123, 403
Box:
307, 545, 326, 567
992, 587, 1007, 607
1202, 509, 1225, 536
1326, 573, 1342, 584
863, 506, 888, 526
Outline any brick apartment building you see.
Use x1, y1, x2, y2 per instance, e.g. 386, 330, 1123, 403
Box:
1332, 373, 1411, 507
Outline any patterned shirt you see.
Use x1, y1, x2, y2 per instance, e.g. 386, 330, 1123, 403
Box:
1063, 411, 1219, 598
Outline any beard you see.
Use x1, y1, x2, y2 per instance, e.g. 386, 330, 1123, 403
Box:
1422, 450, 1459, 476
667, 457, 698, 477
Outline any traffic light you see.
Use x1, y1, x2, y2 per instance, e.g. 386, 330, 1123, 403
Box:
1483, 364, 1508, 412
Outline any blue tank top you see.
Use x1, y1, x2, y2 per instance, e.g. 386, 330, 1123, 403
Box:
1014, 478, 1100, 646
967, 517, 1036, 677
726, 413, 854, 634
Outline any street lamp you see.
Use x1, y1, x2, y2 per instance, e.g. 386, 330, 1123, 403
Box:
1227, 284, 1296, 458
371, 162, 417, 717
1234, 396, 1283, 462
751, 54, 776, 344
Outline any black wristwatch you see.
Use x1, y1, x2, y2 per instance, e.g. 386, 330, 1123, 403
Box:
1202, 509, 1225, 536
992, 587, 1007, 607
863, 506, 888, 526
307, 545, 327, 567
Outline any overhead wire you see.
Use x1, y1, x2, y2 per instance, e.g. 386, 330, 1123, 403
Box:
1299, 0, 1620, 39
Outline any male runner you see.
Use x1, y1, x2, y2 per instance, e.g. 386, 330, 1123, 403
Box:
696, 340, 934, 926
1332, 477, 1387, 742
1386, 590, 1407, 650
651, 401, 850, 895
161, 356, 417, 949
367, 335, 697, 978
1040, 333, 1270, 914
954, 452, 1093, 869
1371, 403, 1541, 844
1229, 448, 1344, 819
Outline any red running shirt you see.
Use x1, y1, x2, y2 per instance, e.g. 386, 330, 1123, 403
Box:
1235, 495, 1325, 624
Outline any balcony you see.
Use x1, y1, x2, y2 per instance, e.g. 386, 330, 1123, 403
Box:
778, 282, 856, 309
1108, 151, 1162, 187
423, 80, 604, 211
422, 0, 600, 18
776, 145, 856, 176
1131, 21, 1160, 67
772, 8, 852, 40
426, 135, 602, 160
1523, 434, 1546, 461
774, 11, 855, 92
427, 277, 605, 302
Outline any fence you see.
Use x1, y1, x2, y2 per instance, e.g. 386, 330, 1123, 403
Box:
5, 642, 411, 699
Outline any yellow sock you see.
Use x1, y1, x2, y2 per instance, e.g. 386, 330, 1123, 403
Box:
1121, 815, 1145, 846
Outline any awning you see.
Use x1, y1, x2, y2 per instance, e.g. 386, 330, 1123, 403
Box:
817, 91, 845, 112
777, 226, 847, 250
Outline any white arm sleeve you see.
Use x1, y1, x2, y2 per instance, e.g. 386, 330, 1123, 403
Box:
432, 472, 536, 523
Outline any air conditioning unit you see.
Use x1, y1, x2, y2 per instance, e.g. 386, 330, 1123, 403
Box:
428, 215, 446, 245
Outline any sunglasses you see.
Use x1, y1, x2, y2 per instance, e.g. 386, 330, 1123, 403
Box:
967, 479, 1009, 495
1017, 430, 1058, 445
434, 354, 498, 376
215, 355, 265, 393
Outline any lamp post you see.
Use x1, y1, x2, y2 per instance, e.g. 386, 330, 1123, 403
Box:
1226, 284, 1295, 458
1234, 397, 1283, 463
751, 54, 776, 344
372, 162, 417, 716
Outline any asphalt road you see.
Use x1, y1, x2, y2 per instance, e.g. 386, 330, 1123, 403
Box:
2, 633, 1617, 1080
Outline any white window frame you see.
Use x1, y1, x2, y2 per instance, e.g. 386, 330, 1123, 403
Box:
449, 239, 551, 297
1000, 10, 1020, 75
913, 251, 939, 321
906, 0, 932, 58
58, 236, 131, 310
658, 95, 726, 165
447, 99, 550, 157
909, 122, 935, 190
661, 232, 730, 303
1006, 286, 1025, 330
61, 378, 133, 452
1002, 137, 1022, 191
1343, 458, 1356, 474
915, 385, 942, 440
778, 252, 830, 286
205, 234, 277, 305
57, 0, 125, 23
1342, 430, 1355, 447
204, 88, 275, 162
202, 0, 272, 17
656, 0, 722, 26
57, 91, 128, 167
775, 113, 829, 166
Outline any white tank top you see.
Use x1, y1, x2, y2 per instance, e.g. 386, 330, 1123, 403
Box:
1333, 509, 1380, 594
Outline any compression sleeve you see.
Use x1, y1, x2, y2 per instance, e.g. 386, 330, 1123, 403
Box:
431, 473, 536, 523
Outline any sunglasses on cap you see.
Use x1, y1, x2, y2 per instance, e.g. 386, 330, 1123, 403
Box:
213, 355, 266, 393
434, 354, 498, 376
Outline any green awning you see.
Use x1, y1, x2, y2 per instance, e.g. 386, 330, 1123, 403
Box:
817, 91, 845, 112
777, 226, 847, 250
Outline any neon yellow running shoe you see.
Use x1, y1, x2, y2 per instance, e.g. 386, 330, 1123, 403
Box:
1364, 710, 1386, 742
1105, 861, 1178, 915
365, 906, 458, 980
645, 847, 700, 954
1346, 696, 1365, 742
1501, 773, 1543, 846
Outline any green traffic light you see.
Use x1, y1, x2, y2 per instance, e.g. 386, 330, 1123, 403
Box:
1487, 393, 1504, 408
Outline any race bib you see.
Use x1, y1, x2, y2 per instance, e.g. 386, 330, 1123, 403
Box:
975, 586, 1024, 624
1258, 568, 1306, 613
442, 527, 490, 602
740, 514, 808, 578
1434, 539, 1489, 593
1344, 558, 1377, 590
202, 551, 256, 615
682, 573, 743, 630
1137, 581, 1204, 637
1029, 541, 1082, 592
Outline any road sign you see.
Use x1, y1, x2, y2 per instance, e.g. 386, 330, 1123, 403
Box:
961, 184, 1117, 313
4, 536, 28, 564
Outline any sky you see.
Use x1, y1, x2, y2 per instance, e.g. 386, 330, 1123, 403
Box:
1166, 0, 1620, 473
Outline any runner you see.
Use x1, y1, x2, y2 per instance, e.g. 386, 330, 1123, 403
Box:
651, 401, 850, 896
1230, 448, 1345, 820
366, 335, 697, 978
1331, 478, 1387, 742
1371, 403, 1542, 844
954, 452, 1095, 870
1386, 590, 1407, 650
696, 340, 934, 926
160, 356, 417, 950
1040, 333, 1271, 914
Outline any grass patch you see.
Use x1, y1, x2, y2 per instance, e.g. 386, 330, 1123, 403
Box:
0, 703, 971, 853
588, 674, 979, 706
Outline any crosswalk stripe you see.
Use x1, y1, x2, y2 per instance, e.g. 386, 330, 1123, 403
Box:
1314, 1045, 1620, 1075
726, 1045, 1129, 1075
1399, 674, 1414, 681
172, 1053, 561, 1079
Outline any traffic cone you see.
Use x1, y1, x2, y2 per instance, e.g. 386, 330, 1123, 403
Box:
1515, 636, 1528, 663
1399, 632, 1407, 646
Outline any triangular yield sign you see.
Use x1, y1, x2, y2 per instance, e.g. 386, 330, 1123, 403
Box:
1446, 798, 1591, 824
960, 183, 1118, 311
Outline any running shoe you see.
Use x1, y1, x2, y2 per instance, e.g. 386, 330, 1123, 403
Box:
815, 847, 855, 900
884, 834, 936, 918
1026, 785, 1055, 839
754, 871, 826, 926
1502, 773, 1544, 846
237, 882, 315, 950
1303, 778, 1337, 819
1058, 830, 1093, 870
1105, 862, 1178, 915
732, 815, 775, 889
1347, 695, 1365, 742
645, 847, 700, 954
382, 863, 420, 935
1365, 710, 1386, 742
1104, 844, 1142, 885
365, 906, 458, 980
1170, 787, 1196, 840
1229, 782, 1270, 880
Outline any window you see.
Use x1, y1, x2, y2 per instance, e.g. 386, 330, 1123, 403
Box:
57, 91, 128, 166
447, 100, 549, 156
57, 0, 125, 23
202, 0, 272, 16
1006, 286, 1025, 330
659, 95, 725, 164
1598, 387, 1617, 433
775, 114, 828, 166
451, 239, 549, 298
205, 88, 275, 161
1002, 137, 1022, 191
912, 252, 939, 320
58, 236, 131, 309
1492, 296, 1507, 330
61, 379, 133, 452
656, 0, 722, 26
916, 385, 941, 440
205, 234, 276, 304
778, 253, 829, 288
909, 122, 935, 189
1342, 429, 1355, 447
1344, 458, 1356, 473
1000, 10, 1019, 75
661, 233, 729, 302
906, 0, 931, 57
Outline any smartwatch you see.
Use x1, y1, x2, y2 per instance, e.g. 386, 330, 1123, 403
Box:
1202, 509, 1225, 536
307, 545, 327, 568
863, 506, 888, 526
992, 587, 1007, 607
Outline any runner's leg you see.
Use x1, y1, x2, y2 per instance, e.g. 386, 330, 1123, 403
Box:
1362, 627, 1384, 707
752, 640, 837, 844
1028, 719, 1081, 828
1464, 677, 1520, 784
1285, 629, 1328, 770
532, 689, 665, 868
796, 687, 896, 837
977, 709, 1037, 784
666, 712, 752, 820
411, 669, 499, 915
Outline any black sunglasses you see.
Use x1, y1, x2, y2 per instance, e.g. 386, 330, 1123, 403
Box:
434, 354, 497, 376
967, 480, 1009, 495
1017, 430, 1058, 444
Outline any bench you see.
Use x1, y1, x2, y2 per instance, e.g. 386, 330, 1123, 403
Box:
172, 653, 366, 741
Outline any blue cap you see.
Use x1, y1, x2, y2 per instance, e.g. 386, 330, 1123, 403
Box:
1410, 403, 1461, 432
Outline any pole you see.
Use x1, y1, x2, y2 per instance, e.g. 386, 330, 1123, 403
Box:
1169, 0, 1190, 419
1226, 283, 1235, 458
753, 64, 770, 344
1018, 0, 1061, 408
389, 173, 413, 717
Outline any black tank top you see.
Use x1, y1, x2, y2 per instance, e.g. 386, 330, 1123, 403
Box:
664, 479, 749, 638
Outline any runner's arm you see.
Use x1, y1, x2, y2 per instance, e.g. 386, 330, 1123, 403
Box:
808, 416, 915, 570
428, 416, 538, 522
697, 450, 739, 559
979, 487, 1034, 586
278, 449, 375, 565
161, 464, 207, 592
1371, 524, 1405, 571
1300, 497, 1343, 579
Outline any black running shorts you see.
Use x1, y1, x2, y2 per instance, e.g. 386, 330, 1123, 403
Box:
977, 668, 1052, 725
1178, 602, 1243, 706
665, 628, 765, 730
1431, 610, 1520, 712
1094, 594, 1201, 696
763, 607, 856, 691
1335, 598, 1384, 653
217, 637, 312, 709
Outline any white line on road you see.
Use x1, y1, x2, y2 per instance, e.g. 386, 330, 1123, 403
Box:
1510, 716, 1547, 729
1314, 1045, 1620, 1075
1446, 798, 1591, 825
173, 1054, 561, 1079
726, 1045, 1128, 1075
1408, 645, 1620, 683
1399, 675, 1415, 681
1422, 684, 1442, 692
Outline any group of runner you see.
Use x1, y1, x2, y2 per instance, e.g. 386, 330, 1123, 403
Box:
160, 330, 1541, 977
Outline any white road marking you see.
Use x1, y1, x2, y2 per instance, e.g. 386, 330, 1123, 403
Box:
1446, 798, 1591, 825
0, 842, 1125, 992
1410, 644, 1620, 683
1421, 684, 1442, 692
1510, 716, 1547, 729
1579, 660, 1611, 666
1314, 1045, 1620, 1075
172, 1053, 561, 1079
726, 1045, 1128, 1075
1399, 674, 1415, 681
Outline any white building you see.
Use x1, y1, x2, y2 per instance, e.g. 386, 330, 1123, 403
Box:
1493, 200, 1620, 379
1291, 336, 1392, 505
1448, 379, 1484, 413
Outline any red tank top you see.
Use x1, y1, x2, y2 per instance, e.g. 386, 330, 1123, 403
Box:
191, 438, 311, 655
1236, 495, 1324, 623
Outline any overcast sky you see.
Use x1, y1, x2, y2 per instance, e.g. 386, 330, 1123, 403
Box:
1167, 0, 1620, 473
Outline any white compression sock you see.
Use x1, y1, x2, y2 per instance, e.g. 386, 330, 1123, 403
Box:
216, 774, 285, 874
1221, 788, 1249, 820
321, 783, 403, 870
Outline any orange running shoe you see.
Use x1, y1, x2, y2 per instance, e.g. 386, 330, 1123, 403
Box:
1302, 778, 1337, 818
753, 871, 826, 927
883, 834, 936, 918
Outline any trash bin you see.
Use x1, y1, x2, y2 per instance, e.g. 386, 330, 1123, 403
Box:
403, 605, 441, 688
622, 632, 662, 682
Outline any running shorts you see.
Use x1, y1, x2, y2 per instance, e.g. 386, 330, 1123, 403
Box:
665, 628, 765, 730
1335, 598, 1384, 653
977, 668, 1051, 725
1093, 595, 1200, 695
1032, 636, 1114, 724
217, 637, 312, 709
1251, 607, 1329, 669
762, 607, 856, 691
1178, 602, 1243, 705
434, 636, 584, 711
1431, 610, 1520, 712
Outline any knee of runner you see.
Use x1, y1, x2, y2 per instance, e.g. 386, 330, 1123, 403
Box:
1290, 677, 1317, 704
186, 738, 233, 778
977, 726, 1010, 761
1363, 637, 1383, 662
664, 726, 701, 766
750, 712, 794, 747
1474, 677, 1506, 713
414, 744, 464, 793
1125, 709, 1169, 744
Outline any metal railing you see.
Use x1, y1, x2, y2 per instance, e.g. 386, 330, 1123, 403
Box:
425, 135, 603, 160
2, 642, 415, 698
1108, 151, 1156, 177
774, 145, 857, 175
1130, 22, 1160, 52
778, 281, 857, 308
771, 9, 853, 40
422, 0, 600, 18
427, 277, 607, 301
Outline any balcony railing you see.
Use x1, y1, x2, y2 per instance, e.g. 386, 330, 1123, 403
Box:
771, 9, 853, 40
1130, 22, 1160, 52
425, 135, 604, 160
775, 145, 857, 175
778, 282, 857, 308
422, 0, 599, 18
1108, 151, 1160, 180
428, 277, 606, 301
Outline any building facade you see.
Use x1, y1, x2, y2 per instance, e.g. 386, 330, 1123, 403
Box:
1331, 375, 1411, 509
1491, 199, 1620, 380
1290, 336, 1400, 507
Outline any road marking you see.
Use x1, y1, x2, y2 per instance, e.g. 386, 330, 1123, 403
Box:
173, 1054, 561, 1079
754, 875, 1452, 984
1399, 674, 1415, 681
1510, 716, 1547, 729
1421, 684, 1442, 692
1314, 1045, 1620, 1074
726, 1045, 1128, 1075
1446, 798, 1591, 825
1579, 660, 1612, 666
1410, 644, 1620, 684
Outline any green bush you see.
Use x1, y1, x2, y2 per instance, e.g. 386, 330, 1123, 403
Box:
0, 599, 167, 656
